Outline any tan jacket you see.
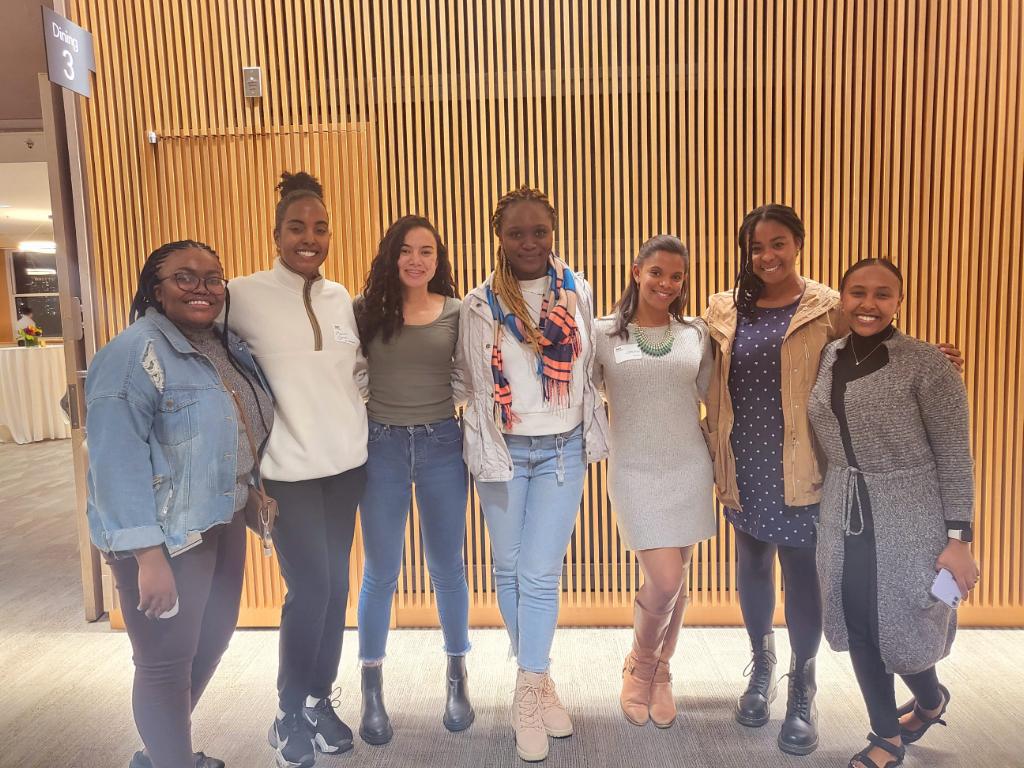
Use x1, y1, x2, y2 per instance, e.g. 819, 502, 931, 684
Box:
703, 279, 845, 509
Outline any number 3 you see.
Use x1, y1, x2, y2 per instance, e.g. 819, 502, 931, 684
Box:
63, 49, 74, 80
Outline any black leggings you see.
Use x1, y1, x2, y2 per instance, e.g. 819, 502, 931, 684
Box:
843, 526, 942, 738
266, 465, 367, 713
734, 528, 822, 664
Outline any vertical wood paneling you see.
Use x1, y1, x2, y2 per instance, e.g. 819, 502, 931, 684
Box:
72, 0, 1024, 628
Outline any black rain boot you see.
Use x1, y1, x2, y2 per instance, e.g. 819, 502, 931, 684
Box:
359, 664, 394, 745
442, 655, 475, 732
778, 656, 819, 755
735, 632, 778, 727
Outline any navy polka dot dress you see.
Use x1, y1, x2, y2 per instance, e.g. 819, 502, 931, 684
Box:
724, 300, 819, 547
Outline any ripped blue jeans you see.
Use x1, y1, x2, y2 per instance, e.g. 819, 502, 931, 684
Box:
474, 423, 587, 673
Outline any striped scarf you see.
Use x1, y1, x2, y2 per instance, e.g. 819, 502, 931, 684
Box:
486, 255, 582, 429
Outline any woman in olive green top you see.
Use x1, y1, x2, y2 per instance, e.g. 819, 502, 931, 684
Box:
353, 215, 473, 745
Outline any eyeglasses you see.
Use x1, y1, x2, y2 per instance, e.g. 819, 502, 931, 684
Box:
158, 272, 227, 294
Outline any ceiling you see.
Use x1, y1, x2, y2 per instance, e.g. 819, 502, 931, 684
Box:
0, 163, 53, 250
0, 0, 54, 129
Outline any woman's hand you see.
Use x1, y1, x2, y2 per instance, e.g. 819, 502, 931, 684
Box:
935, 539, 979, 598
937, 343, 964, 373
135, 546, 178, 619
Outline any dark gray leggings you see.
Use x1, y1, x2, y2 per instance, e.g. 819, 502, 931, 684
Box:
110, 511, 246, 768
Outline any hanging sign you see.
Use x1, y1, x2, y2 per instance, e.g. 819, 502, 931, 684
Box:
42, 7, 95, 98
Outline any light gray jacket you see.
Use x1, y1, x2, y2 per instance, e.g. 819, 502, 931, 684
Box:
808, 330, 973, 674
458, 272, 609, 482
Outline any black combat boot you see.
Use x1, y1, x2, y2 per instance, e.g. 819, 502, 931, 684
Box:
778, 655, 818, 755
735, 632, 778, 727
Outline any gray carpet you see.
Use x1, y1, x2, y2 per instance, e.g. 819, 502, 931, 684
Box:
2, 441, 1022, 767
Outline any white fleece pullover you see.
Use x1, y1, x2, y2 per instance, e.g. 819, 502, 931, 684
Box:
227, 258, 367, 482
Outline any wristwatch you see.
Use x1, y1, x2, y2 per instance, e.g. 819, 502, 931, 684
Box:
947, 527, 973, 543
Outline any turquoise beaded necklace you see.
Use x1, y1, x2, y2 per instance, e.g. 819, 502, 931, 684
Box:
632, 322, 674, 357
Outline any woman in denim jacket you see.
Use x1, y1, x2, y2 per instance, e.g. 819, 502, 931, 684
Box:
86, 240, 273, 768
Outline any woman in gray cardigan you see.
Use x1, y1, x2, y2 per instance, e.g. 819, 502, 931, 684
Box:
807, 259, 978, 768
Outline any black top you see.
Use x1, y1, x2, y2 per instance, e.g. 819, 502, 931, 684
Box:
830, 326, 894, 533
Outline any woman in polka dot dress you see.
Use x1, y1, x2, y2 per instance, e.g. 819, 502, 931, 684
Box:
702, 205, 960, 758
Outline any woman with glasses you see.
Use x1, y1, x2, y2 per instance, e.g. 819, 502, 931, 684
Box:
86, 240, 273, 768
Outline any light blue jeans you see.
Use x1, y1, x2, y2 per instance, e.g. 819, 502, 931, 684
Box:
474, 423, 587, 673
357, 417, 471, 662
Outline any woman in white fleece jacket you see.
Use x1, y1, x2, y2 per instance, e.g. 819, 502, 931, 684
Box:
228, 171, 366, 768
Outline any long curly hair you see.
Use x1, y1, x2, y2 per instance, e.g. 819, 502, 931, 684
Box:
356, 215, 457, 351
734, 204, 805, 316
490, 185, 559, 355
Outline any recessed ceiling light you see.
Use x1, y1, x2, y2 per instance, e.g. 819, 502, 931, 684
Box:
18, 240, 57, 253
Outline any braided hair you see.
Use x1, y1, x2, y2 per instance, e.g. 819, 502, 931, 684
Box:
490, 185, 558, 354
356, 215, 457, 353
274, 171, 326, 235
130, 239, 270, 435
129, 239, 216, 323
733, 204, 805, 316
609, 234, 693, 340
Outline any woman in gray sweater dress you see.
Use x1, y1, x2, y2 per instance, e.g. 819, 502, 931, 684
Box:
594, 235, 716, 730
807, 259, 978, 768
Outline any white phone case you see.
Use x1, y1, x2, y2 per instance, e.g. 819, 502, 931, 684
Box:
930, 568, 962, 608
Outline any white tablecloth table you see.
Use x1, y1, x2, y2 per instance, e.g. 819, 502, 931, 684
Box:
0, 345, 72, 444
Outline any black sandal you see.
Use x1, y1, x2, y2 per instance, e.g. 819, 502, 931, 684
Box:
899, 683, 950, 744
848, 732, 906, 768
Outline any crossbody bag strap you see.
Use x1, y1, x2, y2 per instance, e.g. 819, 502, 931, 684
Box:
227, 387, 267, 494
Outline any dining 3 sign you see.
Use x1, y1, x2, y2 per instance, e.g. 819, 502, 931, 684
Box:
42, 7, 95, 98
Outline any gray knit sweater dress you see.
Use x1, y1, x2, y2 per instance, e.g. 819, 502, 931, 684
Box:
808, 331, 974, 674
594, 316, 717, 551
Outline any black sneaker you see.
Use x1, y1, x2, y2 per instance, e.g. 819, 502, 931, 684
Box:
303, 692, 354, 754
268, 711, 316, 768
129, 751, 225, 768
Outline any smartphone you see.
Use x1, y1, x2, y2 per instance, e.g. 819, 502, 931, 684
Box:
930, 568, 963, 608
159, 598, 180, 619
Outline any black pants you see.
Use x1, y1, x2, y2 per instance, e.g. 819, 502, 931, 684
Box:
266, 465, 367, 713
110, 511, 247, 768
734, 528, 822, 664
843, 524, 942, 738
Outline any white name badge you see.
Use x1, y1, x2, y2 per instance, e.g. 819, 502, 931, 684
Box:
333, 324, 359, 344
614, 343, 643, 364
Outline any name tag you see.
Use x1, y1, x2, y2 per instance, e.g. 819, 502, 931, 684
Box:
614, 343, 643, 364
333, 324, 358, 344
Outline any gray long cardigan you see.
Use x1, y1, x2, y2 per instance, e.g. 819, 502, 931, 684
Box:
807, 331, 974, 675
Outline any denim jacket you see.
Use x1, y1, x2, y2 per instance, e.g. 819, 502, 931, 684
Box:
85, 309, 271, 555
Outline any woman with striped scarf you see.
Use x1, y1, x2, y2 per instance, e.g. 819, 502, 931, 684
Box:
458, 186, 608, 762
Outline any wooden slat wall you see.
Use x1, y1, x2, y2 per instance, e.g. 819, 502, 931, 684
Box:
71, 0, 1024, 628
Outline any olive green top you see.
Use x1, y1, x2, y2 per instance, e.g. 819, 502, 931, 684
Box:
365, 297, 461, 426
